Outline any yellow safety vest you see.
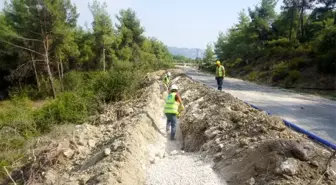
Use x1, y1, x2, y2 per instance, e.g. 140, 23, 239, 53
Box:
164, 92, 179, 114
216, 65, 225, 77
163, 75, 170, 85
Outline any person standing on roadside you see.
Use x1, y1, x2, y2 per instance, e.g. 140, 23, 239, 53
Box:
215, 61, 225, 91
164, 84, 184, 140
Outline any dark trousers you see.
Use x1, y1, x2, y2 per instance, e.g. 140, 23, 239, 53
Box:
216, 77, 223, 91
165, 113, 177, 139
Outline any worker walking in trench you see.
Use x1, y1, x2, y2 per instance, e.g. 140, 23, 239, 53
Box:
215, 61, 225, 91
164, 84, 184, 140
162, 72, 171, 91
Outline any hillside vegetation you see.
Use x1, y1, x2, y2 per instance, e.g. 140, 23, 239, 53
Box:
0, 0, 173, 176
203, 0, 335, 90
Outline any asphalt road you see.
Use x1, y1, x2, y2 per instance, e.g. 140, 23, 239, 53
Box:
183, 67, 336, 145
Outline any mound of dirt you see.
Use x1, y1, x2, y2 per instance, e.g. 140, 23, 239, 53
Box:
174, 75, 336, 185
0, 70, 172, 185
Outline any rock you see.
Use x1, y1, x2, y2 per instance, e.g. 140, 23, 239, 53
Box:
104, 148, 111, 156
245, 177, 256, 185
219, 144, 224, 149
156, 150, 165, 159
44, 170, 57, 185
112, 140, 123, 151
149, 157, 155, 164
63, 149, 74, 159
170, 150, 178, 155
76, 135, 86, 146
205, 129, 220, 139
87, 140, 95, 148
275, 158, 298, 176
310, 160, 319, 168
215, 138, 221, 144
326, 169, 336, 179
239, 139, 249, 146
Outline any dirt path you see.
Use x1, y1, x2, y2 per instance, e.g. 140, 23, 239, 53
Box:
146, 117, 226, 185
184, 67, 336, 145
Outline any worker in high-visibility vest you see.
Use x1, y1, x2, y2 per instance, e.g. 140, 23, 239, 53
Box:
162, 72, 171, 91
164, 84, 184, 140
215, 61, 225, 91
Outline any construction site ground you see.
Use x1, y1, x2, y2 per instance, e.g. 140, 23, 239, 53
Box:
1, 70, 335, 185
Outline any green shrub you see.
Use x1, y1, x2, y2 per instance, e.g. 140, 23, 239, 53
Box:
288, 70, 301, 82
272, 62, 289, 82
288, 58, 309, 70
0, 97, 36, 137
248, 71, 258, 81
93, 70, 142, 102
266, 38, 291, 47
317, 51, 336, 74
62, 72, 87, 91
8, 85, 46, 100
34, 92, 93, 132
243, 65, 253, 73
0, 97, 38, 169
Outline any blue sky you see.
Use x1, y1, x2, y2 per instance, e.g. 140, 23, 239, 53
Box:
1, 0, 282, 49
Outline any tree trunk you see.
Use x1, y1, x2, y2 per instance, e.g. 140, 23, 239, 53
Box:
44, 38, 56, 98
31, 54, 41, 92
60, 59, 64, 79
102, 48, 106, 72
289, 6, 295, 41
300, 2, 304, 38
57, 59, 64, 91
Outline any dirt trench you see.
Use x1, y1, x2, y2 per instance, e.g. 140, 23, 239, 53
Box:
2, 70, 335, 185
1, 70, 170, 185
175, 74, 336, 185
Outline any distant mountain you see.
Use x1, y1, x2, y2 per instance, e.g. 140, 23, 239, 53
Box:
168, 47, 204, 59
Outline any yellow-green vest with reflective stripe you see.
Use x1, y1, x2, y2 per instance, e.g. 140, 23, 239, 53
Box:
163, 75, 170, 85
216, 65, 225, 77
164, 92, 179, 114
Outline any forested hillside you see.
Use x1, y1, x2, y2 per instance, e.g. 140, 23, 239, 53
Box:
0, 0, 172, 173
204, 0, 335, 90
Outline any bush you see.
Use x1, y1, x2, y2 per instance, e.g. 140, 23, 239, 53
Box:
0, 97, 38, 169
317, 51, 336, 74
288, 70, 301, 82
62, 72, 87, 91
34, 92, 94, 132
0, 97, 36, 137
266, 38, 291, 47
243, 65, 253, 73
93, 70, 142, 102
272, 62, 289, 82
248, 71, 258, 81
288, 58, 309, 70
200, 62, 216, 73
8, 85, 47, 100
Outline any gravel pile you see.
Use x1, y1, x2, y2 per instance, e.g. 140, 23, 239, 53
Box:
146, 153, 225, 185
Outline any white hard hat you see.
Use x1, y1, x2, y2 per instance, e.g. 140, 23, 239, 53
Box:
170, 84, 178, 90
167, 72, 171, 76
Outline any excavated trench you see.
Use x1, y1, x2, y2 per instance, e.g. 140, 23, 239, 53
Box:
2, 70, 335, 185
